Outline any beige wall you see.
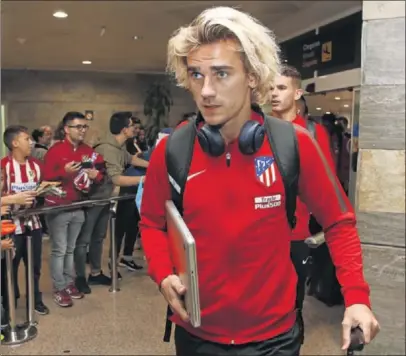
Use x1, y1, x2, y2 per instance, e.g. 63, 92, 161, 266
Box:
357, 1, 405, 354
1, 69, 196, 144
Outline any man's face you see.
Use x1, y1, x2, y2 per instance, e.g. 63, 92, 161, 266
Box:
13, 131, 33, 157
270, 75, 303, 114
138, 129, 145, 142
123, 118, 136, 139
64, 118, 89, 144
133, 123, 141, 137
186, 39, 256, 126
41, 126, 53, 146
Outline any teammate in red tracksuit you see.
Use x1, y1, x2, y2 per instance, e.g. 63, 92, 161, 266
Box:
140, 7, 379, 356
270, 66, 339, 342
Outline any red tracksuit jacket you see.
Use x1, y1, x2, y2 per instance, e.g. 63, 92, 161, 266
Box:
139, 111, 370, 345
43, 139, 104, 205
291, 115, 336, 241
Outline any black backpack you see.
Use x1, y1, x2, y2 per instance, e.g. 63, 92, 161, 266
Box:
162, 115, 300, 342
304, 119, 343, 308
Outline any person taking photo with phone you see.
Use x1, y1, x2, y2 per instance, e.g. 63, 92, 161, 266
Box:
43, 112, 105, 308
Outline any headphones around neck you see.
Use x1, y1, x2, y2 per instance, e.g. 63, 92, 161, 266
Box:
195, 105, 266, 157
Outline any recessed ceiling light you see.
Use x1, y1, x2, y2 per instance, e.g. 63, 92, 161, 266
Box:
316, 107, 322, 111
82, 60, 92, 65
335, 96, 341, 100
343, 104, 349, 108
133, 35, 139, 40
53, 11, 68, 18
326, 111, 331, 114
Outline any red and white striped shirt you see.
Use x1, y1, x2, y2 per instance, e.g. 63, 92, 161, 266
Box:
1, 155, 42, 234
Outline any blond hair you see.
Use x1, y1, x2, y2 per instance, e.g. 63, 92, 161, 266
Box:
167, 6, 281, 105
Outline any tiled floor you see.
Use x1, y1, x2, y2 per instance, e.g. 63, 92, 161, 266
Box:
1, 240, 346, 355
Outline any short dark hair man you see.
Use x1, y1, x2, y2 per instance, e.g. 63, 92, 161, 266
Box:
74, 111, 149, 292
43, 111, 105, 307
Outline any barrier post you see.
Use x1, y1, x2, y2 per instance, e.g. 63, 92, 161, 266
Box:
2, 249, 37, 345
109, 201, 120, 293
25, 224, 37, 326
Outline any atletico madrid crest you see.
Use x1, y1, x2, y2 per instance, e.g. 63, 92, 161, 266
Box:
254, 156, 276, 187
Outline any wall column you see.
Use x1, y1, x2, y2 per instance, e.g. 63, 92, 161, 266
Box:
357, 1, 405, 354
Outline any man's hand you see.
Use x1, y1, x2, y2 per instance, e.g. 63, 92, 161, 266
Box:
85, 169, 99, 180
131, 155, 149, 168
10, 191, 37, 206
65, 161, 81, 174
342, 304, 380, 350
1, 238, 14, 250
160, 275, 189, 322
1, 205, 10, 216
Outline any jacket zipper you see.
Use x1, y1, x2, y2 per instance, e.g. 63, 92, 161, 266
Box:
226, 151, 231, 167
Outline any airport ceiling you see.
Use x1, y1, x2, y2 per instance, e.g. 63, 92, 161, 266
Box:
1, 0, 361, 73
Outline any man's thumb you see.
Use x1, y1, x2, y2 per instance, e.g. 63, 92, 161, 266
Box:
172, 277, 186, 295
341, 318, 352, 350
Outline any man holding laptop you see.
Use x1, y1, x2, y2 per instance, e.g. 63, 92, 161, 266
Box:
139, 6, 379, 356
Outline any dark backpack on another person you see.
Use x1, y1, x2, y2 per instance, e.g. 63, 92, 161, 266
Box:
304, 119, 344, 308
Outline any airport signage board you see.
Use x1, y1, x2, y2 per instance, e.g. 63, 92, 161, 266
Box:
280, 12, 362, 79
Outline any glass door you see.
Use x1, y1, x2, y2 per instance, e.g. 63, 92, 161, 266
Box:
348, 88, 360, 207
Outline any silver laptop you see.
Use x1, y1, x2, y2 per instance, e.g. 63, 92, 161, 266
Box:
165, 200, 201, 328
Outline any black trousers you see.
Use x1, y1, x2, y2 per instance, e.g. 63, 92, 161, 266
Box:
290, 240, 310, 344
14, 229, 43, 305
290, 240, 310, 311
175, 322, 301, 356
1, 257, 8, 317
110, 199, 140, 258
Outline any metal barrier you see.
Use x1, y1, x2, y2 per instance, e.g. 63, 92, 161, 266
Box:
26, 226, 37, 327
2, 195, 136, 345
1, 221, 38, 345
109, 201, 120, 293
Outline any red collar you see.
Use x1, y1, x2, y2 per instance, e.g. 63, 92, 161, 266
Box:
62, 138, 83, 150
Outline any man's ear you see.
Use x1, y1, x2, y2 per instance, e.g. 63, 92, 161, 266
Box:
294, 88, 304, 101
248, 73, 258, 90
12, 138, 19, 149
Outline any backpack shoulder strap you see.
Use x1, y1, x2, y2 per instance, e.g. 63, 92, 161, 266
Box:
306, 118, 317, 140
165, 120, 196, 215
264, 116, 300, 229
163, 120, 196, 342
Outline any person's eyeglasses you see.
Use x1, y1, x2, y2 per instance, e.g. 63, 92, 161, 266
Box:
68, 124, 89, 131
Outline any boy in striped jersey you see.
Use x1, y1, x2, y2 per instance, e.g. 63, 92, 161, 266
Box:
1, 125, 49, 316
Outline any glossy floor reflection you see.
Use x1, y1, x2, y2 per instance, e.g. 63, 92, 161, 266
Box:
1, 239, 345, 355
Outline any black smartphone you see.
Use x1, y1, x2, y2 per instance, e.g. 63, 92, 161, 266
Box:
81, 161, 93, 169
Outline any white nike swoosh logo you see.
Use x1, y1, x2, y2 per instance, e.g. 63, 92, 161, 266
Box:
187, 169, 206, 181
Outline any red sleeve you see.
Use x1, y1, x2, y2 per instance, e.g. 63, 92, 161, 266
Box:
33, 158, 44, 183
1, 158, 8, 194
138, 137, 173, 286
296, 126, 371, 308
43, 145, 70, 181
315, 123, 336, 173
